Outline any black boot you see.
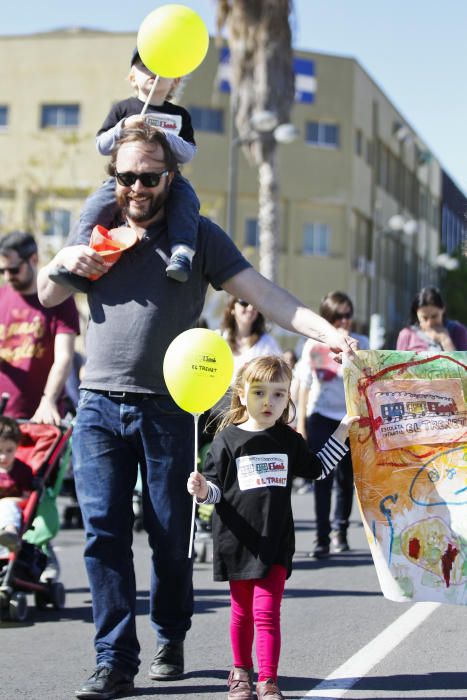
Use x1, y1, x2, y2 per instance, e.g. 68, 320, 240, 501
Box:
75, 666, 134, 699
148, 641, 184, 680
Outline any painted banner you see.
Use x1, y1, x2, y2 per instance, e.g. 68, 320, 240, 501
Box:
344, 350, 467, 605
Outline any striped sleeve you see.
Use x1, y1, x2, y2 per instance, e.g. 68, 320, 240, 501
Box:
196, 480, 222, 505
316, 436, 349, 480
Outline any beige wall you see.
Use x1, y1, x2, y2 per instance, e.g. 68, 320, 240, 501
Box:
0, 29, 443, 336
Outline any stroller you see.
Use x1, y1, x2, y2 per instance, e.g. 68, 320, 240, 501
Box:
0, 420, 72, 622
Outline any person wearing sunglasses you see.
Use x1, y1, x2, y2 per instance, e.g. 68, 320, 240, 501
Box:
54, 46, 198, 295
297, 291, 368, 559
221, 297, 282, 378
0, 231, 79, 425
0, 231, 80, 586
38, 124, 358, 700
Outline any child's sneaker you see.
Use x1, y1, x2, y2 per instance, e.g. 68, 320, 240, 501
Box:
166, 253, 191, 282
256, 678, 284, 699
227, 666, 254, 699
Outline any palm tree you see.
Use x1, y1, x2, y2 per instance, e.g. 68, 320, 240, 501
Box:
216, 0, 295, 282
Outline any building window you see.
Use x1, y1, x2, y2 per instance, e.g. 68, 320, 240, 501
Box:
40, 105, 80, 128
355, 129, 363, 156
303, 223, 330, 256
244, 218, 259, 247
305, 121, 339, 148
366, 139, 373, 166
188, 106, 224, 133
0, 106, 8, 129
43, 209, 71, 238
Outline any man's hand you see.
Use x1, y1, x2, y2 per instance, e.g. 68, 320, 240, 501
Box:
55, 245, 107, 279
31, 395, 61, 426
328, 332, 359, 364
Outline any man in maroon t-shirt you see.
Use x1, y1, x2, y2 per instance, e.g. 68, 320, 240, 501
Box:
0, 231, 80, 423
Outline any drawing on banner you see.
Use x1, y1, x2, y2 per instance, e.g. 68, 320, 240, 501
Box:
366, 378, 466, 450
344, 350, 467, 605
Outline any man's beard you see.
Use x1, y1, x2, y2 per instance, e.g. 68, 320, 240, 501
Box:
117, 183, 170, 224
10, 264, 35, 292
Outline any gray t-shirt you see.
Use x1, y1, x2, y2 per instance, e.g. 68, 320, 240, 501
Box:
81, 216, 251, 394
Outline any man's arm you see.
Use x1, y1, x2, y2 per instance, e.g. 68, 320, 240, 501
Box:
222, 267, 356, 355
31, 332, 76, 425
38, 245, 107, 307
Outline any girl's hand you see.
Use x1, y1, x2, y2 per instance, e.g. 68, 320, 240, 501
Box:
187, 471, 208, 500
333, 414, 360, 443
123, 115, 145, 129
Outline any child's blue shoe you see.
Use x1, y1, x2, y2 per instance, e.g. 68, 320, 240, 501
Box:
166, 253, 191, 283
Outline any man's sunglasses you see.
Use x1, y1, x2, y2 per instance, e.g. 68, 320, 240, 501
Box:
0, 260, 27, 275
115, 170, 169, 188
334, 311, 353, 320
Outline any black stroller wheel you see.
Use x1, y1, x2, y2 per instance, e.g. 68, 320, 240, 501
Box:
35, 590, 49, 610
50, 581, 66, 610
9, 592, 28, 622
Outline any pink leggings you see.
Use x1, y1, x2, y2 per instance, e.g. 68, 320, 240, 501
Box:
229, 564, 287, 682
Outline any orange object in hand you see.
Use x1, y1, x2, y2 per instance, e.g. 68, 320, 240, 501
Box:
88, 225, 137, 280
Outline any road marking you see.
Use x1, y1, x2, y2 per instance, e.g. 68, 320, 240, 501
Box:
300, 602, 440, 698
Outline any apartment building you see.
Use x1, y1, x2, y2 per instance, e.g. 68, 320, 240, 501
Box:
0, 28, 455, 339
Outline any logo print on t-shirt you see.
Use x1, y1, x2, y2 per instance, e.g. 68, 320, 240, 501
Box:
236, 453, 288, 490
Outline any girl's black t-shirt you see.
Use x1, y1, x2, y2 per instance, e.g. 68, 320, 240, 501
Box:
203, 423, 325, 581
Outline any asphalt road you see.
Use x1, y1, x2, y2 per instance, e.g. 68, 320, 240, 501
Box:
2, 491, 467, 700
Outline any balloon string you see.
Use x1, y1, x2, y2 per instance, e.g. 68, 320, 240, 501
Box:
140, 75, 160, 116
188, 412, 200, 558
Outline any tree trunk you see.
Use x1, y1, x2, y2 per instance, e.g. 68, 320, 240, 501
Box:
258, 144, 279, 281
217, 0, 294, 282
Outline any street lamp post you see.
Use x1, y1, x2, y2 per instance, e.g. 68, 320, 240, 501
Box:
369, 215, 418, 348
226, 109, 299, 240
370, 215, 418, 315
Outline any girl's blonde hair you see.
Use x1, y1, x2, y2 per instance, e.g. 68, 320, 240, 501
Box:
216, 355, 294, 432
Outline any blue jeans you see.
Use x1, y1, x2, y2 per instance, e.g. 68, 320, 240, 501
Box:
306, 412, 354, 543
73, 390, 194, 676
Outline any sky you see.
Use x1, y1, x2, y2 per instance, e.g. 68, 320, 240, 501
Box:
2, 0, 466, 193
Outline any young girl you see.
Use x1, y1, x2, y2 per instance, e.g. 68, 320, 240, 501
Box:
187, 355, 358, 700
56, 48, 199, 292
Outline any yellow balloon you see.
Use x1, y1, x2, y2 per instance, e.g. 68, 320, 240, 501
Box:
163, 329, 234, 414
137, 4, 209, 78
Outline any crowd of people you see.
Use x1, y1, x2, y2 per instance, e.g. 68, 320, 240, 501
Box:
0, 42, 465, 700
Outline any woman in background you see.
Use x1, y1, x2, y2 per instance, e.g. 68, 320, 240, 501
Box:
297, 291, 368, 559
221, 297, 282, 376
396, 286, 467, 351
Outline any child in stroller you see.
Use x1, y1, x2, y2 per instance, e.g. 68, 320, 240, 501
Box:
0, 417, 32, 553
0, 416, 72, 621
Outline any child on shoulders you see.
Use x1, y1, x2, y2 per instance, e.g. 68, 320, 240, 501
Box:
58, 47, 199, 292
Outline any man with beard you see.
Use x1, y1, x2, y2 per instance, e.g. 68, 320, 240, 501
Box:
0, 231, 79, 424
0, 231, 79, 583
38, 125, 356, 700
